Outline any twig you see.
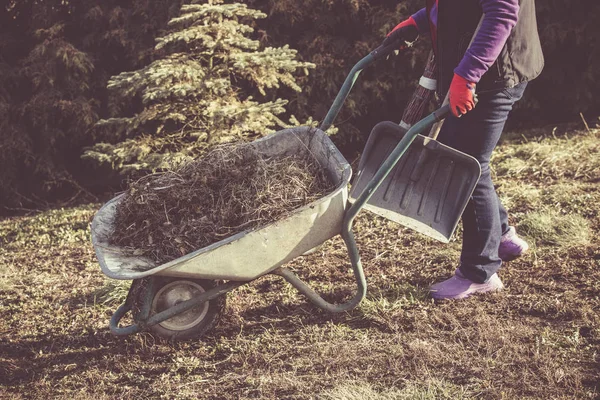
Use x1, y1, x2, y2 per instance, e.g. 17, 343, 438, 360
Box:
163, 202, 170, 224
580, 112, 591, 132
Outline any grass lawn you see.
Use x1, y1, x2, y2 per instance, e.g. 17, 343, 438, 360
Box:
1, 124, 599, 399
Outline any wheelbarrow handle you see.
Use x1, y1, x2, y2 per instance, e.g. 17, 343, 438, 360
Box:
320, 43, 402, 132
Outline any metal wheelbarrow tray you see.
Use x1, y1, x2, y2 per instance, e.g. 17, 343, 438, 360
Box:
92, 127, 352, 282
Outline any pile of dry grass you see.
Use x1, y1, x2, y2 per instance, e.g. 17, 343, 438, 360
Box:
109, 143, 335, 264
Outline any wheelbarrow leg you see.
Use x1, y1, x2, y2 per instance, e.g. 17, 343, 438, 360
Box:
275, 227, 367, 313
109, 279, 150, 336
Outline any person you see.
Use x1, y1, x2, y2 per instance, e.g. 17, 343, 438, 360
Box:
383, 0, 544, 299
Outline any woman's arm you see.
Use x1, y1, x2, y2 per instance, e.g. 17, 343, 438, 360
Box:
455, 0, 520, 83
412, 8, 430, 34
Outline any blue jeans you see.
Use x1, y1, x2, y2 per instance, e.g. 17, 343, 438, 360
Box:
437, 82, 527, 283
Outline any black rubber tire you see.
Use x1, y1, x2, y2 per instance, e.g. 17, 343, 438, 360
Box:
135, 277, 226, 341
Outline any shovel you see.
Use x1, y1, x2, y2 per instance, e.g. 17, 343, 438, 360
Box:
348, 120, 480, 242
348, 20, 485, 243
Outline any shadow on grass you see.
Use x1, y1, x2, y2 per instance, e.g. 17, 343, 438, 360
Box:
1, 331, 140, 385
1, 328, 230, 388
217, 280, 432, 338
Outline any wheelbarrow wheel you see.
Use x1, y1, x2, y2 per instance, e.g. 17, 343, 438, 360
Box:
140, 277, 225, 340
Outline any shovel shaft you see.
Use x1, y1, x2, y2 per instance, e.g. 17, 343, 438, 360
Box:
343, 105, 451, 232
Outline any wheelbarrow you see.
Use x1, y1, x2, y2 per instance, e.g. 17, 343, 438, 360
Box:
91, 41, 480, 340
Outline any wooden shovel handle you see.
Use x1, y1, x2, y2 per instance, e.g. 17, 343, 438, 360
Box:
427, 96, 448, 141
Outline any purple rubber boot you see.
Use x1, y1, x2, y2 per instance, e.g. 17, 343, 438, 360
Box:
430, 269, 504, 300
498, 226, 529, 262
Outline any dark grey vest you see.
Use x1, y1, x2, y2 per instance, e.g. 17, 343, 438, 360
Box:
435, 0, 545, 95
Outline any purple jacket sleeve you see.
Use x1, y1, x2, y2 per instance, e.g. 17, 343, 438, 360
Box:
455, 0, 520, 83
412, 8, 430, 34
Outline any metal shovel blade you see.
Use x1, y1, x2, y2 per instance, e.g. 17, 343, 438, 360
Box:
349, 121, 481, 243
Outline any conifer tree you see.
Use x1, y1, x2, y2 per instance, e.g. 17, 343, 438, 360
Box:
0, 0, 177, 210
83, 0, 314, 175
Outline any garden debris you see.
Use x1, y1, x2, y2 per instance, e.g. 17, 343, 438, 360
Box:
109, 143, 335, 265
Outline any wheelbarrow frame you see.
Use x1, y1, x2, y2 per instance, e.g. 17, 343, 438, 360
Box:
102, 42, 453, 337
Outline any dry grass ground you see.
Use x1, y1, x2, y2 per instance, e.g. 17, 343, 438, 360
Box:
1, 124, 599, 399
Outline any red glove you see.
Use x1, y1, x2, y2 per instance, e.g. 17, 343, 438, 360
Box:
383, 17, 418, 48
449, 73, 476, 117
